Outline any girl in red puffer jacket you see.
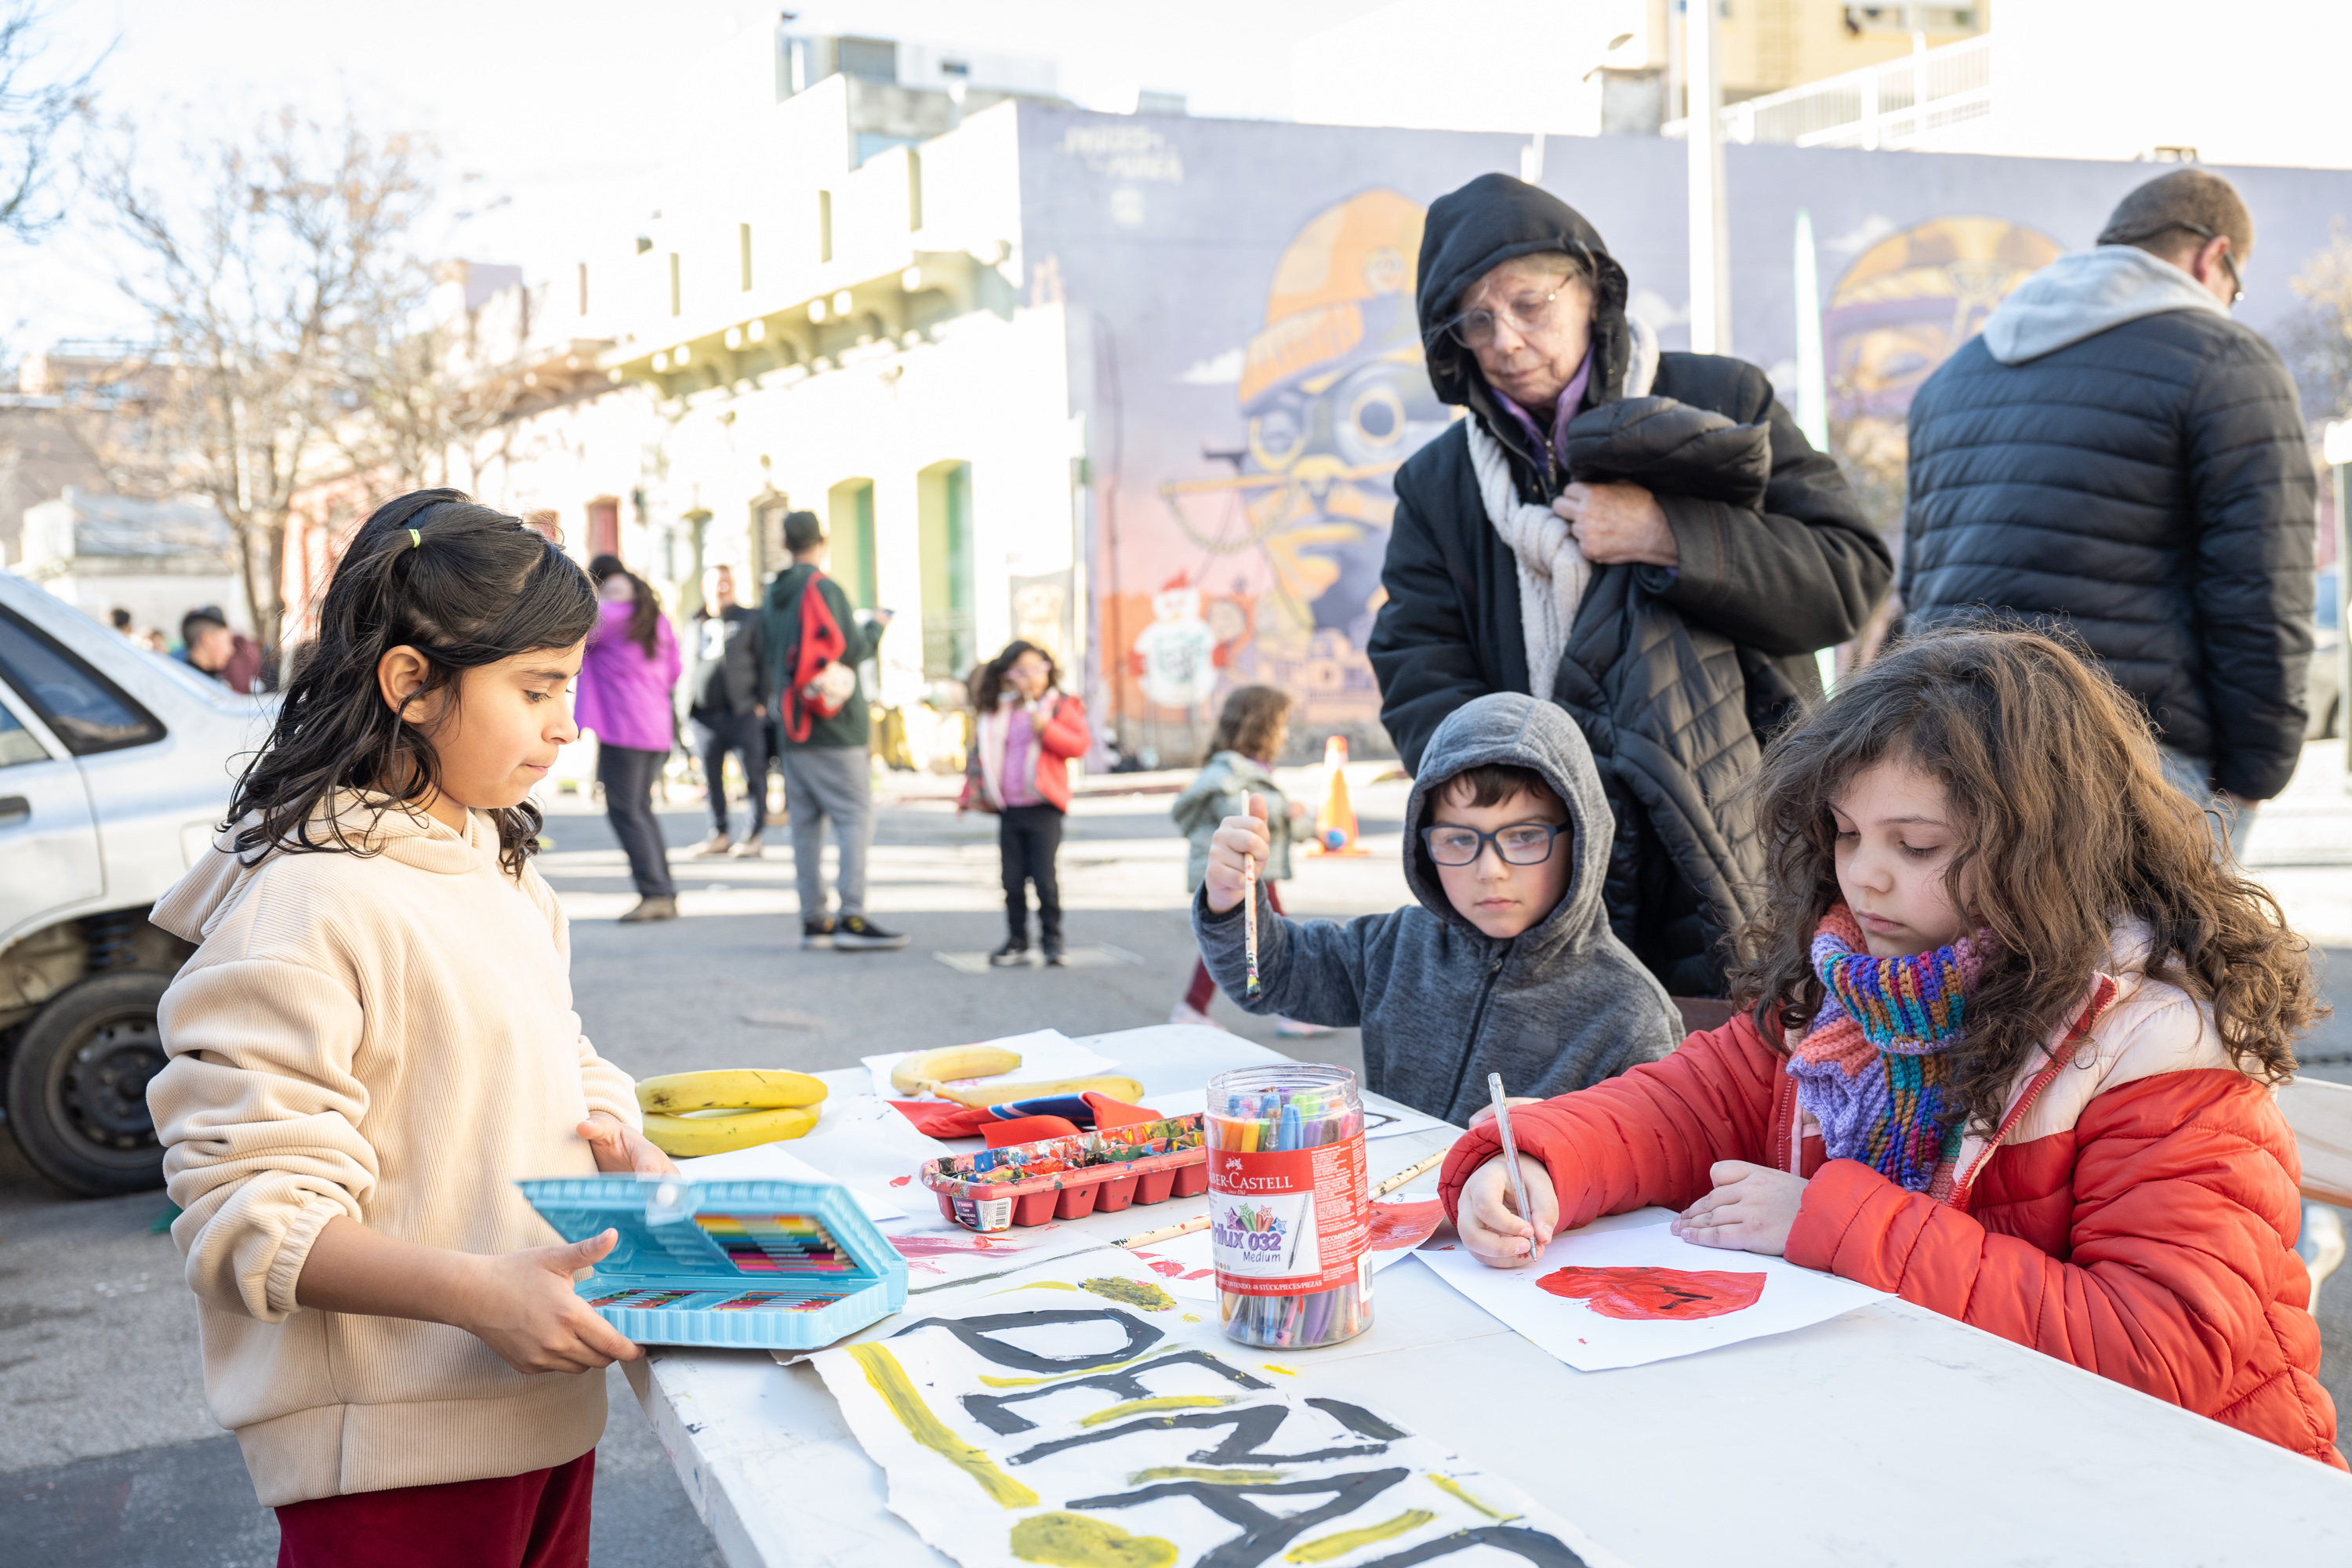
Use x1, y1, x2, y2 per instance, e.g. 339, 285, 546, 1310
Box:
1444, 626, 2343, 1468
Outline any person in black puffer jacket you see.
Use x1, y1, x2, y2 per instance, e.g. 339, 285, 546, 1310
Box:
1904, 169, 2315, 809
1369, 174, 1889, 998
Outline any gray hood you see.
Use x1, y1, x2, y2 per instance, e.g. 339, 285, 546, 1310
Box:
1189, 689, 1679, 1121
1401, 692, 1612, 963
1980, 245, 2226, 365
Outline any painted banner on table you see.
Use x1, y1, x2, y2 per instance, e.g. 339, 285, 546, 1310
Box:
813, 1307, 1627, 1568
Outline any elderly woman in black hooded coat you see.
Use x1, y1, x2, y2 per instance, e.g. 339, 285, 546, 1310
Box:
1368, 174, 1891, 999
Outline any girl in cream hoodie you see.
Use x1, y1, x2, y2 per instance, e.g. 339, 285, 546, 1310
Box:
147, 491, 673, 1559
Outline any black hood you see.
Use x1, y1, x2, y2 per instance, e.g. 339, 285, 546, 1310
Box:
1415, 173, 1635, 421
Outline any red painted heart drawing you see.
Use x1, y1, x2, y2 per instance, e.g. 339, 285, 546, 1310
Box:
1536, 1265, 1766, 1320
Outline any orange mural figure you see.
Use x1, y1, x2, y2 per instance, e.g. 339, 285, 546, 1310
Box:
1156, 190, 1454, 733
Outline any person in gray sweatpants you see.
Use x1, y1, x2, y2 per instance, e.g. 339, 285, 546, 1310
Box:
761, 510, 909, 950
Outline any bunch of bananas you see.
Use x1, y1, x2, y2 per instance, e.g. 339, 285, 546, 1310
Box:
636, 1069, 829, 1158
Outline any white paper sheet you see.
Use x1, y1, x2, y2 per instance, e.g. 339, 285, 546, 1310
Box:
673, 1142, 909, 1224
1417, 1221, 1889, 1370
788, 1097, 957, 1208
864, 1029, 1119, 1101
811, 1316, 1632, 1568
1359, 1103, 1456, 1140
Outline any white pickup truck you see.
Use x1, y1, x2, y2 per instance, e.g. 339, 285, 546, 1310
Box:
0, 572, 270, 1194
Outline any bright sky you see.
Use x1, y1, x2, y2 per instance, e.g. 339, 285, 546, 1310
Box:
8, 0, 1392, 354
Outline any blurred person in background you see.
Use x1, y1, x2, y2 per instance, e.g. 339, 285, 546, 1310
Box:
761, 510, 906, 950
109, 606, 135, 638
963, 639, 1090, 967
1168, 684, 1324, 1035
686, 562, 768, 858
179, 605, 270, 694
578, 555, 681, 923
1904, 169, 2314, 836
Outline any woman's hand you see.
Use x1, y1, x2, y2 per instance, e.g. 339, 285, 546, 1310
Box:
1456, 1152, 1558, 1268
1201, 795, 1270, 913
580, 1112, 679, 1176
1287, 800, 1308, 819
1671, 1161, 1808, 1255
1554, 481, 1678, 568
454, 1229, 643, 1374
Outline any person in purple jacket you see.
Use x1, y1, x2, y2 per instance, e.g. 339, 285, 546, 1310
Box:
578, 555, 682, 922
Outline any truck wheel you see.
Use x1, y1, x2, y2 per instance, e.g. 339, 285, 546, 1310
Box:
5, 970, 172, 1196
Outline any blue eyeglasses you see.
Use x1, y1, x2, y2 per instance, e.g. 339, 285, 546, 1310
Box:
1419, 821, 1570, 867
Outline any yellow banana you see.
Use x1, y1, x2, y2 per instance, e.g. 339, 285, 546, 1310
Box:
642, 1105, 820, 1158
937, 1074, 1147, 1109
889, 1045, 1025, 1098
637, 1069, 828, 1114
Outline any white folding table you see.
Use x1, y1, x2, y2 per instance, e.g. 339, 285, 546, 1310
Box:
623, 1025, 2352, 1566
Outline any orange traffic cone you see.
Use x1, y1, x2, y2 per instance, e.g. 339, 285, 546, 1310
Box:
1305, 735, 1370, 856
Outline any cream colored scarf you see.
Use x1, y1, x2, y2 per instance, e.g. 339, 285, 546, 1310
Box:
1466, 415, 1588, 705
1465, 313, 1660, 702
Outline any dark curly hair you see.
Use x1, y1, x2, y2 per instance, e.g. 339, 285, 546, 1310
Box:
222, 488, 599, 878
1728, 624, 2316, 1136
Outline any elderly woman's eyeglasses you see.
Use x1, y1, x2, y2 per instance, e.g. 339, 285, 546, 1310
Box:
1421, 821, 1569, 866
1443, 275, 1577, 350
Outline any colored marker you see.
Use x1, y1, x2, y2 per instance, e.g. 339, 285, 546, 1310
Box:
1487, 1071, 1541, 1263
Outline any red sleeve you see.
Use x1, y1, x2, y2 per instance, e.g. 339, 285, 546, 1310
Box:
1439, 1017, 1784, 1229
1787, 1069, 2343, 1468
1039, 695, 1091, 758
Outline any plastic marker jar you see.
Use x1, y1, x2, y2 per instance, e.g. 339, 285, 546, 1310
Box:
1207, 1063, 1370, 1348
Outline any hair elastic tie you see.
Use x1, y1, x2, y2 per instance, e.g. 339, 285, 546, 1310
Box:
408, 528, 422, 549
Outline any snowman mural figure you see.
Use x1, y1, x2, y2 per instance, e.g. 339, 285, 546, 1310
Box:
1131, 573, 1221, 714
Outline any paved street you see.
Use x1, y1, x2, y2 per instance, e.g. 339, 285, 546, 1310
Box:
2, 749, 2349, 1565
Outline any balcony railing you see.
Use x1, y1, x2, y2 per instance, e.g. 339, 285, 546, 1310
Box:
1670, 33, 1991, 151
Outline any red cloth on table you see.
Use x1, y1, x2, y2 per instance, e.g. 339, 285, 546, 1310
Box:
889, 1091, 1162, 1141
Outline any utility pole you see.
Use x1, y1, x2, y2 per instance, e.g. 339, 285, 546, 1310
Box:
1686, 0, 1731, 355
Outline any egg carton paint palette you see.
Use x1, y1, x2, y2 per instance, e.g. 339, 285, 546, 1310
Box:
918, 1112, 1210, 1232
520, 1175, 908, 1350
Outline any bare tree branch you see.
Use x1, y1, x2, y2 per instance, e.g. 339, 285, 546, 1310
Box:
82, 106, 436, 648
2286, 222, 2352, 428
0, 0, 107, 240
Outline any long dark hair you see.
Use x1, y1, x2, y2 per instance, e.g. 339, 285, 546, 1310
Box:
1728, 625, 2314, 1135
587, 552, 662, 659
973, 640, 1058, 711
223, 489, 599, 877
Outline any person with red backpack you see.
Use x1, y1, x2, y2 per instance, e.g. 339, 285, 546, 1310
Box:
759, 511, 907, 950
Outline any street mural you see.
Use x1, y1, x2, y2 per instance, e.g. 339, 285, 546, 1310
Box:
1824, 215, 2064, 525
1148, 190, 1452, 750
1022, 114, 2352, 758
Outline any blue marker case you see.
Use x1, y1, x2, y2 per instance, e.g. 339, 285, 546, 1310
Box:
519, 1175, 908, 1350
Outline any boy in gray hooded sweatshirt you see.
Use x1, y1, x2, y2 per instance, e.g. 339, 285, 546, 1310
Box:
1193, 691, 1680, 1124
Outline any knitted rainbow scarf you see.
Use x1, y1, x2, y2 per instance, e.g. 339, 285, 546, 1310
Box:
1785, 905, 1985, 1194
